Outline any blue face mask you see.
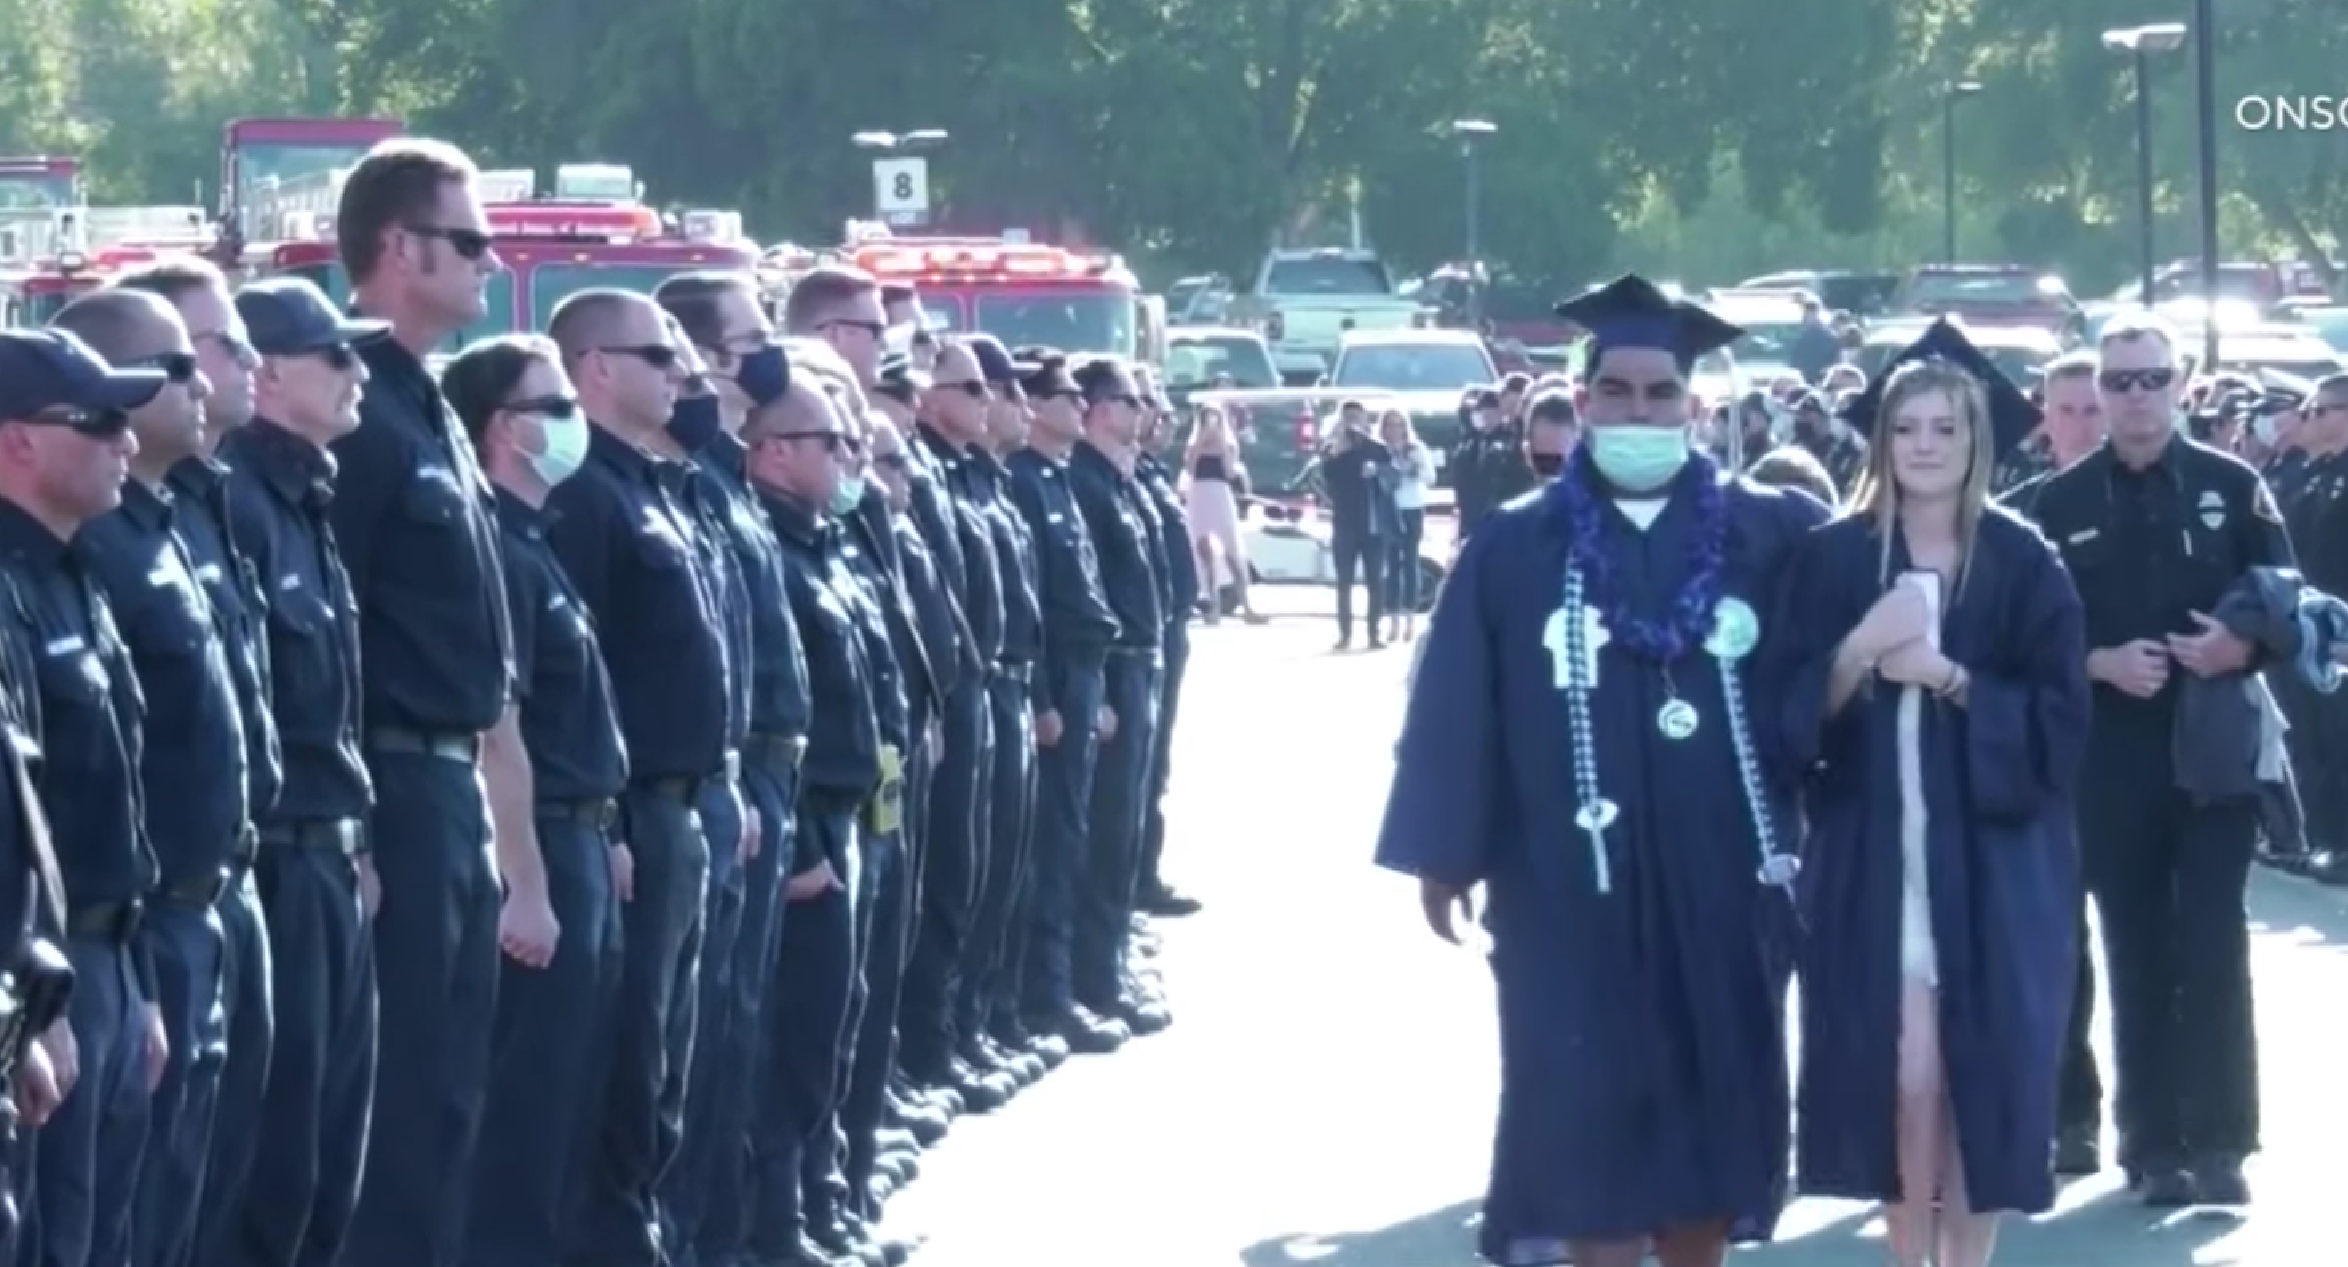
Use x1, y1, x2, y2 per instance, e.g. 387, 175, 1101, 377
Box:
665, 394, 723, 451
734, 344, 789, 408
1587, 424, 1690, 493
829, 474, 865, 517
525, 410, 589, 487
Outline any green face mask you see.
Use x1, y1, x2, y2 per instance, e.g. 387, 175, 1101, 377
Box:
1586, 424, 1690, 492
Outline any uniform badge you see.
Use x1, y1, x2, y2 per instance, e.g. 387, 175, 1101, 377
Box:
2198, 488, 2226, 531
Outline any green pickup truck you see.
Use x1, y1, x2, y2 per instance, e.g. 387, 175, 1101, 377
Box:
1230, 247, 1427, 383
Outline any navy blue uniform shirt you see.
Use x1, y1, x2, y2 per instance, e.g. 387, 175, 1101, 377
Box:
495, 490, 629, 805
76, 480, 248, 886
1135, 453, 1201, 622
1006, 446, 1118, 699
764, 491, 882, 825
334, 331, 515, 735
0, 500, 154, 909
698, 434, 812, 742
1067, 441, 1162, 648
545, 424, 731, 783
917, 425, 1004, 666
217, 420, 372, 823
842, 507, 914, 754
969, 447, 1044, 668
168, 455, 283, 820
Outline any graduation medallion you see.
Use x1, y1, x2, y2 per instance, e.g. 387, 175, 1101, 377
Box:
1705, 597, 1759, 661
1656, 698, 1700, 740
1574, 799, 1619, 833
1758, 853, 1801, 888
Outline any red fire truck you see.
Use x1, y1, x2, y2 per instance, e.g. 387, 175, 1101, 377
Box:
248, 163, 758, 349
846, 235, 1165, 363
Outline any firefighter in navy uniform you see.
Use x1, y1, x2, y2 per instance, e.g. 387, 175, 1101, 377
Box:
1131, 379, 1206, 924
2027, 315, 2286, 1208
1005, 352, 1129, 1056
2270, 374, 2348, 885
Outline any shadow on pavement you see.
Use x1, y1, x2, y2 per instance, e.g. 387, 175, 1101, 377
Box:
2247, 866, 2348, 953
1242, 1192, 2249, 1266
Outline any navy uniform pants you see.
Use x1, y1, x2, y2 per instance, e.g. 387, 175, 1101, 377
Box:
569, 783, 708, 1267
661, 777, 749, 1253
464, 808, 619, 1267
840, 818, 911, 1212
1136, 620, 1190, 900
2081, 744, 2261, 1172
1071, 653, 1161, 1010
896, 687, 990, 1080
191, 870, 271, 1267
961, 672, 1035, 1044
344, 748, 501, 1267
130, 896, 229, 1267
225, 839, 375, 1267
809, 816, 882, 1234
1020, 656, 1104, 1022
746, 811, 859, 1259
693, 758, 796, 1267
21, 935, 147, 1267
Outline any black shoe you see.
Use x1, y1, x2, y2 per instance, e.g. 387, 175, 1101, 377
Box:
994, 1016, 1069, 1070
885, 1096, 949, 1147
1047, 1003, 1129, 1054
1027, 1028, 1072, 1068
865, 1172, 898, 1214
1143, 886, 1203, 917
955, 1037, 1012, 1080
1367, 635, 1386, 649
980, 1034, 1045, 1084
2193, 1157, 2251, 1205
2137, 1168, 2196, 1208
2053, 1124, 2101, 1176
948, 1057, 1013, 1113
1111, 990, 1173, 1036
874, 1124, 922, 1156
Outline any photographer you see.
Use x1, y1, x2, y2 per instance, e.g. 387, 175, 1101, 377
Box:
1317, 400, 1394, 650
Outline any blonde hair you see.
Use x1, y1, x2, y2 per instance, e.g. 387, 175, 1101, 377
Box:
1378, 408, 1421, 450
1848, 359, 1996, 593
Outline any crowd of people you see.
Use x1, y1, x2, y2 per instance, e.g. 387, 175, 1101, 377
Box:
0, 136, 1210, 1267
1382, 275, 2345, 1267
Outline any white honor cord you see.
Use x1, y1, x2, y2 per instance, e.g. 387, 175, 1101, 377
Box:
1562, 567, 1797, 897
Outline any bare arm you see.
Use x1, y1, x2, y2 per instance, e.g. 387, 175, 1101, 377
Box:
1826, 635, 1875, 717
481, 704, 544, 897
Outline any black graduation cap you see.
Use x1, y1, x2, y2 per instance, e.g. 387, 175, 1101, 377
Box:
1554, 274, 1743, 371
1837, 318, 2041, 457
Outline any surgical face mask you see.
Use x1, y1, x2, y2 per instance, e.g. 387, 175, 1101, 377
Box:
666, 394, 723, 451
1586, 424, 1690, 493
525, 408, 589, 487
829, 473, 865, 517
734, 344, 789, 408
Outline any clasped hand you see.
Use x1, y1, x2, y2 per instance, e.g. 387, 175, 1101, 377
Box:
1851, 586, 1951, 687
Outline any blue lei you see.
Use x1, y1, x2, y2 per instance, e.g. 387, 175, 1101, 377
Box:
1555, 445, 1728, 663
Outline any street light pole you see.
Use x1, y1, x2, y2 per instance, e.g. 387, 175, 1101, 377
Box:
1447, 119, 1497, 328
2192, 0, 2220, 372
2103, 23, 2189, 309
1941, 83, 1981, 263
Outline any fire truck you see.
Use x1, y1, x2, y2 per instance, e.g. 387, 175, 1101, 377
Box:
845, 233, 1165, 364
246, 162, 758, 349
221, 116, 408, 243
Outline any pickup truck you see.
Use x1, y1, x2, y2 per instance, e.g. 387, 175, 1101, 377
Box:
1230, 247, 1425, 382
1891, 265, 2086, 344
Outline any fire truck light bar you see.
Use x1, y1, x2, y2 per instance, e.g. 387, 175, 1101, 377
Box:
488, 203, 661, 242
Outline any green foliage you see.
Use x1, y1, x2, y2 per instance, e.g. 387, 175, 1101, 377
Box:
13, 0, 2344, 297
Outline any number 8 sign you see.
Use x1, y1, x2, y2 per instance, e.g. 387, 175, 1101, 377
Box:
873, 158, 930, 216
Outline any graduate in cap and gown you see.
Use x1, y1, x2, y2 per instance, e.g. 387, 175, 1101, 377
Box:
1376, 276, 1827, 1267
1762, 320, 2091, 1267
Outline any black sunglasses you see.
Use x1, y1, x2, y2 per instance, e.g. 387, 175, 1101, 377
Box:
819, 318, 887, 339
300, 343, 360, 371
403, 222, 494, 260
2098, 367, 2176, 394
597, 344, 682, 370
129, 352, 201, 383
769, 429, 849, 453
934, 379, 989, 400
29, 406, 132, 438
503, 395, 579, 420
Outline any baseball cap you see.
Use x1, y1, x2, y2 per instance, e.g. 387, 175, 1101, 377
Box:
965, 334, 1038, 385
0, 328, 166, 428
236, 279, 389, 357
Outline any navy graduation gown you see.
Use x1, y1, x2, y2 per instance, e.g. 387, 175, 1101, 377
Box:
1761, 508, 2089, 1214
1377, 469, 1825, 1259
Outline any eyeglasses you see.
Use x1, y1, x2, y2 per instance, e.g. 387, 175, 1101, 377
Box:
2098, 367, 2176, 394
402, 222, 494, 261
129, 352, 202, 383
819, 319, 887, 340
767, 429, 850, 453
874, 453, 911, 471
596, 344, 682, 370
303, 343, 360, 371
502, 395, 579, 420
933, 380, 989, 400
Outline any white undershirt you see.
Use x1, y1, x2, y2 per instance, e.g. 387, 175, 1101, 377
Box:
1613, 498, 1667, 530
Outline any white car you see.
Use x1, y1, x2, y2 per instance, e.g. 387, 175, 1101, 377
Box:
1212, 500, 1448, 614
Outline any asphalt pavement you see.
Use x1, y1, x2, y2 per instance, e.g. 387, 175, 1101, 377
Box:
875, 599, 2344, 1267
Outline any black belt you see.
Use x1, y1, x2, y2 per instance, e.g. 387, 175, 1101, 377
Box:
367, 726, 481, 763
744, 732, 807, 771
258, 818, 367, 856
537, 798, 616, 830
157, 869, 229, 909
634, 774, 712, 806
1107, 645, 1159, 660
990, 662, 1032, 684
67, 899, 142, 943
